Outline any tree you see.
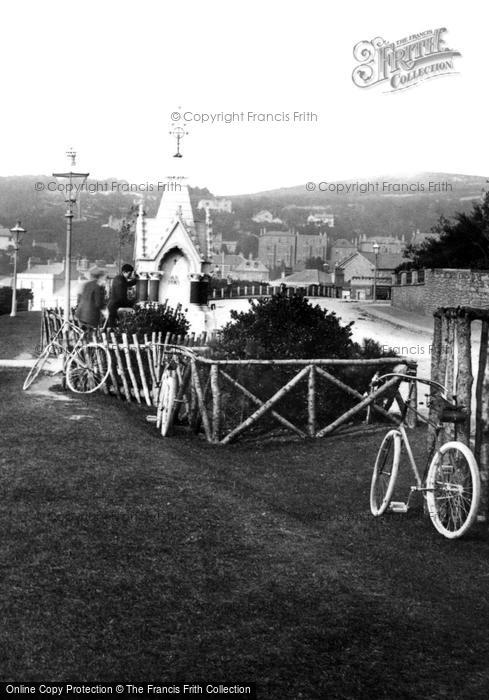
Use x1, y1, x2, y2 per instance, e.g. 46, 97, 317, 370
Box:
399, 193, 489, 271
116, 205, 138, 270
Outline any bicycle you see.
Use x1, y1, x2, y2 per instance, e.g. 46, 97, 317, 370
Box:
23, 319, 111, 394
155, 345, 196, 436
369, 373, 481, 539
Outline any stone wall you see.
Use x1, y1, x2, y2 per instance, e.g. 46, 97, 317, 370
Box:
391, 269, 489, 316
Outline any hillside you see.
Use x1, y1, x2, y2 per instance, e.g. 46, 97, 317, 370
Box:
0, 172, 486, 271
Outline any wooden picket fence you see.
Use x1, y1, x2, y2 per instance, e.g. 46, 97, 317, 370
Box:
40, 309, 417, 444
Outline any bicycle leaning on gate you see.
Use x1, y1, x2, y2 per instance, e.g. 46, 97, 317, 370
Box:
370, 373, 481, 539
23, 319, 111, 394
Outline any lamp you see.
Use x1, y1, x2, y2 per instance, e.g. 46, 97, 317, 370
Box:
9, 221, 25, 317
52, 148, 89, 328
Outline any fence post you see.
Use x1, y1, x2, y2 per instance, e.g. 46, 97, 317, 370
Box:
210, 363, 221, 443
455, 314, 472, 446
110, 332, 131, 401
475, 320, 489, 465
122, 333, 141, 404
132, 334, 152, 406
307, 365, 316, 437
480, 348, 489, 520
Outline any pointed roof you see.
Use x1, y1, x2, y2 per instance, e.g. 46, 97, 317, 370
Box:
156, 176, 195, 233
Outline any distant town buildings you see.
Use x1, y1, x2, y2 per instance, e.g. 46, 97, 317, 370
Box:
306, 210, 335, 227
330, 238, 357, 265
356, 233, 405, 255
336, 251, 406, 300
17, 258, 118, 310
197, 198, 233, 213
252, 210, 283, 225
232, 255, 269, 282
257, 230, 328, 269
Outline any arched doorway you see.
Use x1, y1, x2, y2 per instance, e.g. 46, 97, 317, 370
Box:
158, 247, 191, 308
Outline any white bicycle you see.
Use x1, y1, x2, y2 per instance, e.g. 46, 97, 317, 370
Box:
370, 374, 481, 539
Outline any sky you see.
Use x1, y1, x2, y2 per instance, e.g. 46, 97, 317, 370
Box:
0, 0, 487, 195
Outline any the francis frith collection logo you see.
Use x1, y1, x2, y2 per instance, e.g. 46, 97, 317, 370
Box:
352, 28, 461, 92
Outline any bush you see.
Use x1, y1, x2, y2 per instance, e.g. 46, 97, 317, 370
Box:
0, 287, 33, 315
215, 291, 355, 359
211, 292, 398, 432
115, 304, 190, 340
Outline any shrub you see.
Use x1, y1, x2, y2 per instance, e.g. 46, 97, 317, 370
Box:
211, 292, 398, 433
115, 304, 190, 340
0, 287, 33, 315
215, 291, 355, 359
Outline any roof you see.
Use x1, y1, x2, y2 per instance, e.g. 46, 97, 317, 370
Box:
333, 239, 355, 247
0, 228, 11, 238
269, 269, 334, 286
259, 230, 295, 238
220, 254, 245, 267
336, 251, 406, 271
18, 262, 65, 276
361, 252, 406, 269
234, 258, 269, 272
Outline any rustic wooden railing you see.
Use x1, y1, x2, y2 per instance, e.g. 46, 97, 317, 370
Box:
40, 310, 416, 446
179, 356, 416, 444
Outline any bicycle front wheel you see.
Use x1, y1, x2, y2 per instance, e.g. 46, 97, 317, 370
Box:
426, 441, 481, 539
66, 343, 111, 394
23, 343, 55, 391
370, 429, 401, 516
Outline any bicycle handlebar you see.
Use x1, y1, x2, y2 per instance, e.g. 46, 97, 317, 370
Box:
373, 372, 448, 396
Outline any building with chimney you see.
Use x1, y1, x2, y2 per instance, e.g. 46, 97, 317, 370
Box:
257, 230, 328, 270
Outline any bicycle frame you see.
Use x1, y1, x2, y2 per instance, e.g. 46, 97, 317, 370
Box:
375, 373, 458, 502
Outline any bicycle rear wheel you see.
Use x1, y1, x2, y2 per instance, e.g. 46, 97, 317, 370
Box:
65, 343, 110, 394
157, 368, 178, 437
23, 342, 57, 391
426, 441, 480, 539
370, 429, 401, 516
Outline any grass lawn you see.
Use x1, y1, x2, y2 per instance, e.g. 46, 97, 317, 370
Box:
2, 367, 489, 698
0, 311, 41, 358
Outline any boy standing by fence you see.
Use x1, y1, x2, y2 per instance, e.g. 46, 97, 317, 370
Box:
75, 267, 108, 330
108, 263, 138, 326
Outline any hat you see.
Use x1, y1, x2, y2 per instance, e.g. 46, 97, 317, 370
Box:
88, 266, 105, 279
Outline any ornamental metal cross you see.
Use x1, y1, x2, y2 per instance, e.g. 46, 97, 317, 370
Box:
169, 125, 188, 158
66, 148, 77, 167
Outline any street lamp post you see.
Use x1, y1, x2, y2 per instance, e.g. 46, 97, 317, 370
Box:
9, 221, 25, 317
372, 242, 380, 302
53, 149, 89, 327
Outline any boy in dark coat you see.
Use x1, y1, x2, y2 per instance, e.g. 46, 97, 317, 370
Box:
76, 268, 107, 329
107, 263, 138, 326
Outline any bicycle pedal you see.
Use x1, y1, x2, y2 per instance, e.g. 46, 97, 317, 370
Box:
388, 501, 408, 513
